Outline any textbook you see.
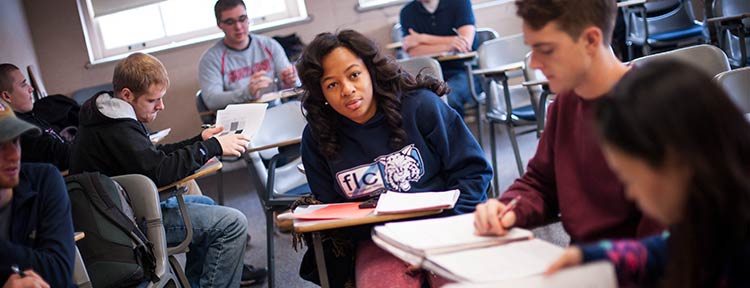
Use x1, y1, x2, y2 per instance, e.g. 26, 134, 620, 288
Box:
372, 214, 571, 283
374, 190, 460, 215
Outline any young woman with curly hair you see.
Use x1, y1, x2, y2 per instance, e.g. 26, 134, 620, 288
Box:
296, 29, 492, 287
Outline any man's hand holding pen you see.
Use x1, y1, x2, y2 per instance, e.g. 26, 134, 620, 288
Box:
4, 266, 49, 288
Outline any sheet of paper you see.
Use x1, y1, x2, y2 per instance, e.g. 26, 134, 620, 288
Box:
426, 238, 565, 283
442, 261, 617, 288
149, 128, 171, 143
292, 202, 375, 220
374, 214, 533, 255
374, 190, 459, 214
214, 103, 268, 139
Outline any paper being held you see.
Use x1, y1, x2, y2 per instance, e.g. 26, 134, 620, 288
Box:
374, 189, 460, 214
214, 103, 268, 140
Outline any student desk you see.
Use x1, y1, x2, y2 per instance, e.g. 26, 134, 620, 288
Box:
157, 158, 222, 192
472, 61, 525, 194
293, 208, 443, 288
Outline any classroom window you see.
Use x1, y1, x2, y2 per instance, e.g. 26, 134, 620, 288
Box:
78, 0, 308, 65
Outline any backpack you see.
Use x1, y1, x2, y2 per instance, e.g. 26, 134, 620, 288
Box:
32, 94, 80, 142
65, 172, 159, 288
273, 33, 306, 62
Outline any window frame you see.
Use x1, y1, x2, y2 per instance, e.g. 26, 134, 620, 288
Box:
77, 0, 310, 67
355, 0, 512, 12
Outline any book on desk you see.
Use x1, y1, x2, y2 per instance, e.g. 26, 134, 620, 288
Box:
372, 214, 616, 285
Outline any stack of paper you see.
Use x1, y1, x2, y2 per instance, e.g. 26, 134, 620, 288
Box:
442, 261, 617, 288
374, 190, 460, 215
372, 214, 577, 283
214, 103, 268, 139
292, 202, 374, 220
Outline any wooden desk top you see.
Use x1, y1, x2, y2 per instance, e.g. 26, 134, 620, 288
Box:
472, 61, 524, 76
74, 232, 85, 242
157, 158, 222, 192
434, 51, 477, 62
293, 209, 442, 233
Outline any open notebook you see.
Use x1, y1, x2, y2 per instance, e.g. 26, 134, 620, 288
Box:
373, 214, 578, 283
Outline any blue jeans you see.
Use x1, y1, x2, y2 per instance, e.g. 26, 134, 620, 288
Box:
443, 68, 481, 117
162, 195, 248, 288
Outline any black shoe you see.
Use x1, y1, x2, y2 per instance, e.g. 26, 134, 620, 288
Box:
240, 264, 267, 286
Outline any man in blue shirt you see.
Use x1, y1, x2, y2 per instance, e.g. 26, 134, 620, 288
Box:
0, 100, 75, 287
400, 0, 478, 117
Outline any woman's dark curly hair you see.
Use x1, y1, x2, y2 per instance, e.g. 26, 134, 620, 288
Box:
297, 29, 448, 159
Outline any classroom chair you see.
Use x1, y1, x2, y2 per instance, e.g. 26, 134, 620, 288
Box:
463, 27, 500, 147
391, 23, 408, 59
714, 66, 750, 114
522, 51, 553, 138
619, 0, 706, 60
243, 101, 309, 288
469, 34, 536, 189
26, 65, 47, 101
73, 174, 183, 287
707, 0, 750, 67
397, 57, 447, 103
631, 44, 731, 77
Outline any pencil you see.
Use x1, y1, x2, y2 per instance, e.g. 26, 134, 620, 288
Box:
498, 195, 521, 219
11, 265, 25, 278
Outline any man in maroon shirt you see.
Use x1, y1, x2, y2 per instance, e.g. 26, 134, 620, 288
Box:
473, 0, 663, 243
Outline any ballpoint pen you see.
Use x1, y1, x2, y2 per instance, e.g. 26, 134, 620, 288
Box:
11, 265, 25, 278
452, 27, 460, 35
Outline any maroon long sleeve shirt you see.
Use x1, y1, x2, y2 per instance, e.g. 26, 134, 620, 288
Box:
499, 91, 663, 243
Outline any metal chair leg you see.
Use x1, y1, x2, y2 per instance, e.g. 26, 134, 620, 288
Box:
506, 122, 525, 176
489, 122, 499, 198
266, 209, 275, 288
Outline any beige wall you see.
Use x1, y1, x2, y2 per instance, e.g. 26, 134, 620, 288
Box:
23, 0, 522, 142
1, 0, 40, 86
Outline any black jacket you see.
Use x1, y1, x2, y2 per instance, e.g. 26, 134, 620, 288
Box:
17, 111, 71, 170
69, 92, 222, 187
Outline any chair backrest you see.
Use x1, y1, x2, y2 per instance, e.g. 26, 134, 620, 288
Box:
398, 57, 444, 80
72, 83, 113, 105
27, 65, 47, 101
714, 66, 750, 114
246, 101, 308, 196
627, 0, 698, 37
111, 174, 177, 287
712, 0, 750, 64
631, 44, 731, 77
475, 28, 499, 47
522, 51, 548, 98
477, 34, 529, 70
195, 90, 215, 124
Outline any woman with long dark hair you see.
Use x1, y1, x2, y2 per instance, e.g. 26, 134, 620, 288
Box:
546, 59, 750, 287
296, 29, 492, 287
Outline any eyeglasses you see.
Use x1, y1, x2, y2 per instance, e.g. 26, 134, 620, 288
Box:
219, 15, 249, 26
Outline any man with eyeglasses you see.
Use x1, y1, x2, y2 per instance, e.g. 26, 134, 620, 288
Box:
199, 0, 299, 111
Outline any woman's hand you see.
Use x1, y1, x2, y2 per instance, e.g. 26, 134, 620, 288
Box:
545, 247, 583, 275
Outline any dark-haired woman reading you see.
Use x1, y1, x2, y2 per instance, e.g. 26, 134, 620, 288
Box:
296, 29, 492, 287
546, 59, 750, 287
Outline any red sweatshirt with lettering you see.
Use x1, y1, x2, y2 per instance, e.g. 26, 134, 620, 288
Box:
499, 91, 663, 243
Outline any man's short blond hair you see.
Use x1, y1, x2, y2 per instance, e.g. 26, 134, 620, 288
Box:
113, 53, 170, 97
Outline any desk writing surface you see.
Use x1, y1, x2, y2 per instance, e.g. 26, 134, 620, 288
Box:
472, 62, 524, 76
253, 87, 304, 103
521, 79, 549, 87
74, 232, 85, 242
293, 207, 442, 233
386, 42, 403, 50
157, 157, 222, 192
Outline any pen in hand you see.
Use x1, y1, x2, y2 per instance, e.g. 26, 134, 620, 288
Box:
11, 265, 26, 278
498, 195, 521, 220
452, 27, 460, 35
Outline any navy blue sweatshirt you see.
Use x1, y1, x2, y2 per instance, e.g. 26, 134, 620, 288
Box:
301, 89, 491, 214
